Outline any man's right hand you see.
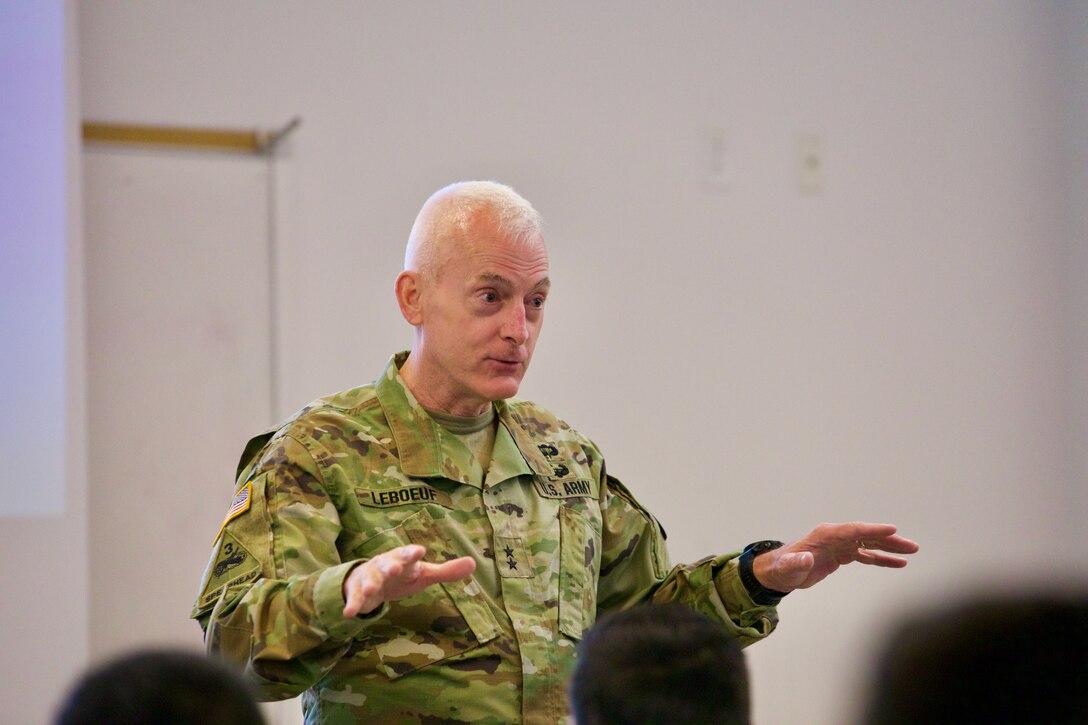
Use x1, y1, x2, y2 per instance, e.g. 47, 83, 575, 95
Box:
342, 544, 476, 618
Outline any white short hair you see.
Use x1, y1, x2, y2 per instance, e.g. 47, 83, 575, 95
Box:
405, 181, 544, 278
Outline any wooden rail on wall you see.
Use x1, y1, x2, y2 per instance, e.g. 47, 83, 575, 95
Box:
82, 118, 301, 154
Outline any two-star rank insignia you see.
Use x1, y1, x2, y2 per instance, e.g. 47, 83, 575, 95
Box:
495, 536, 532, 579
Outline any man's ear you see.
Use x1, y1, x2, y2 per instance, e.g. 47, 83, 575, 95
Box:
394, 270, 424, 325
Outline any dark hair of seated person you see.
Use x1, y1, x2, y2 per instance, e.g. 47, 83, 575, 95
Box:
54, 648, 264, 725
569, 602, 750, 725
858, 590, 1088, 725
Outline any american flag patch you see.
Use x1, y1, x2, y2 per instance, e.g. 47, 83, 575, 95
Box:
227, 484, 252, 518
213, 482, 252, 543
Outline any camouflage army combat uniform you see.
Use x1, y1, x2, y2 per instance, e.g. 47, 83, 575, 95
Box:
192, 352, 778, 724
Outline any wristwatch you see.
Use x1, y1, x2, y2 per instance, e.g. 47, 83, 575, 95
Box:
737, 540, 789, 606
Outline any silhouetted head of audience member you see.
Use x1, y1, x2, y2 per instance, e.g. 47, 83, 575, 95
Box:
859, 589, 1088, 725
569, 603, 750, 725
55, 649, 264, 725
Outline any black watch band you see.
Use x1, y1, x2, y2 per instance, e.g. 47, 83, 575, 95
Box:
737, 540, 789, 606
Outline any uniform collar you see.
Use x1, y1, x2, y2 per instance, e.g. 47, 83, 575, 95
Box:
494, 400, 558, 479
375, 352, 545, 485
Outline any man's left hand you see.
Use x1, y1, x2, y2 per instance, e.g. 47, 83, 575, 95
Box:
752, 522, 919, 594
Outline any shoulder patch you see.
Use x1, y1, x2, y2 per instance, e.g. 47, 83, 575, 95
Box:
213, 482, 252, 544
198, 529, 260, 610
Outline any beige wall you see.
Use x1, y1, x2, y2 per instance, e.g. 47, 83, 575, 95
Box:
1058, 0, 1088, 549
82, 150, 275, 655
4, 3, 1083, 724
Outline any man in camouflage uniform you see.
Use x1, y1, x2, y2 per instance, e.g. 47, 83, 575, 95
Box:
193, 181, 918, 724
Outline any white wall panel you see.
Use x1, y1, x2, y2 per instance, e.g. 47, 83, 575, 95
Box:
83, 149, 274, 655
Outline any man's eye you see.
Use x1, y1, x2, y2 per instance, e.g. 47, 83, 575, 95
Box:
529, 296, 545, 309
481, 292, 497, 303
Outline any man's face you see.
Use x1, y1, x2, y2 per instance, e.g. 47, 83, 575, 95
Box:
411, 226, 550, 416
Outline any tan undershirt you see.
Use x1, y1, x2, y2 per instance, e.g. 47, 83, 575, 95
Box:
424, 405, 497, 483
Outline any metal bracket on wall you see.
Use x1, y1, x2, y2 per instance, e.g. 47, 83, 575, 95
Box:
82, 117, 302, 154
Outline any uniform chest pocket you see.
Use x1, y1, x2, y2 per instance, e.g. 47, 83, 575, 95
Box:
558, 504, 601, 639
355, 507, 501, 680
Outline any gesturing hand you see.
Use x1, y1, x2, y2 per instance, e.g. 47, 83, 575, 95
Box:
752, 522, 919, 594
342, 544, 476, 618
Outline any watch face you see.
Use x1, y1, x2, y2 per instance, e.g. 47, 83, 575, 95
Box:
749, 540, 784, 555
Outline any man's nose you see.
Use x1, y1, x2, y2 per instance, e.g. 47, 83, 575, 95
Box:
502, 303, 529, 345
